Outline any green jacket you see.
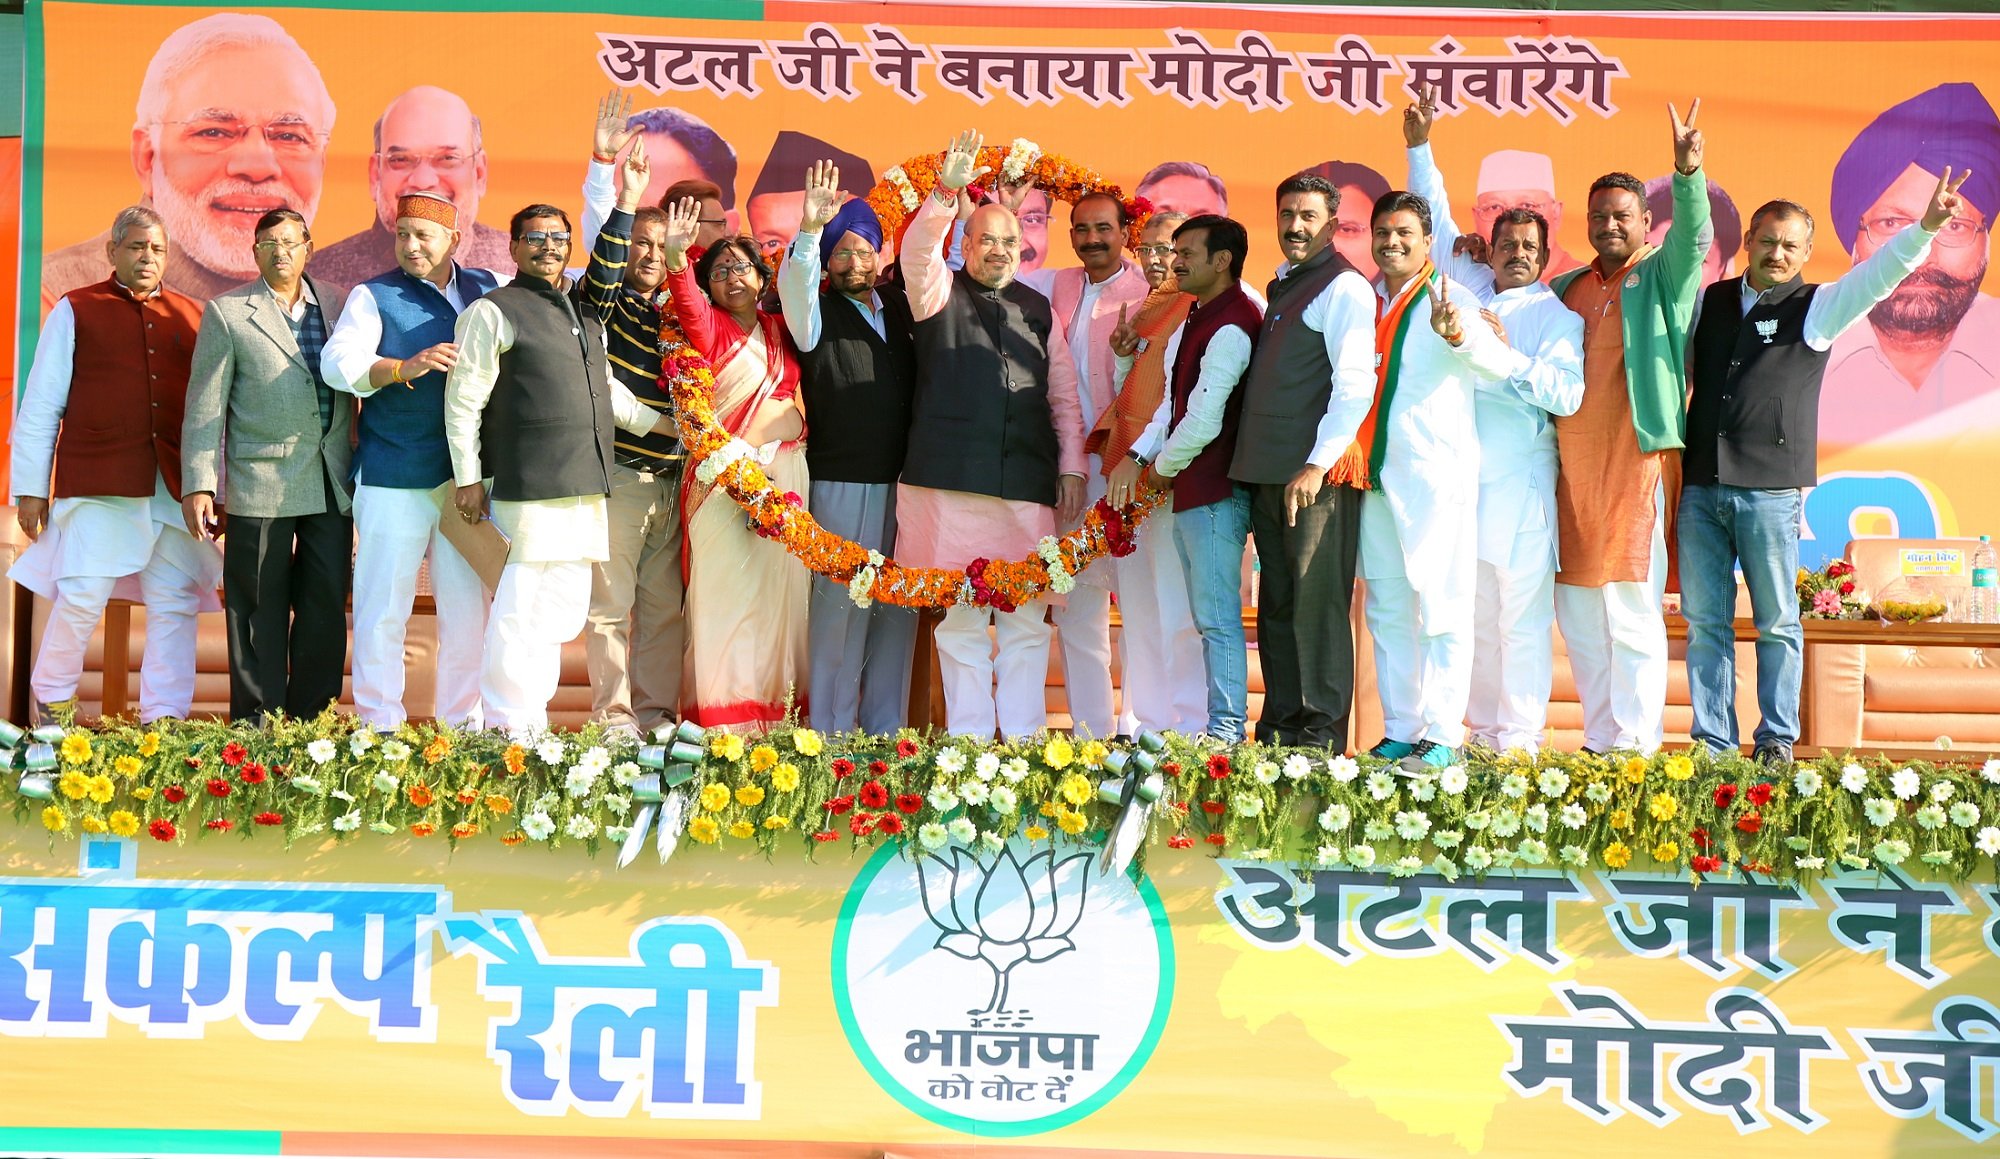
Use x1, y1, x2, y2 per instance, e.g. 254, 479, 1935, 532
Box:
1551, 168, 1711, 453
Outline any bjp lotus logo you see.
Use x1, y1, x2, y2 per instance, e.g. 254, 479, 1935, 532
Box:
917, 845, 1092, 1021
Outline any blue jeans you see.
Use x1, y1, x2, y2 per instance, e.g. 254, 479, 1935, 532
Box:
1677, 483, 1803, 751
1173, 489, 1253, 742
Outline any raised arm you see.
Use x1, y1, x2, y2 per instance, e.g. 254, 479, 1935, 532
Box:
778, 159, 843, 351
659, 195, 726, 358
578, 89, 640, 270
580, 136, 652, 322
1659, 98, 1714, 306
1803, 167, 1963, 349
905, 130, 992, 322
1404, 86, 1493, 300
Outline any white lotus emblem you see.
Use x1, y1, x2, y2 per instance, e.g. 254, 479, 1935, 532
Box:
917, 845, 1091, 1024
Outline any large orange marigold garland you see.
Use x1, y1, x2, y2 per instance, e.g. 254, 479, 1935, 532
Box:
868, 137, 1153, 250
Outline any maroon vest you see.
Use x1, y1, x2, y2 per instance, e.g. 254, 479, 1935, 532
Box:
1168, 283, 1263, 512
53, 278, 201, 500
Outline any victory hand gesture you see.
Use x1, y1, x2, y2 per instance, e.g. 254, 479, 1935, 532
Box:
939, 129, 990, 193
1670, 98, 1704, 174
801, 160, 842, 232
1429, 275, 1464, 343
616, 136, 651, 211
1109, 304, 1139, 358
1923, 166, 1974, 232
662, 196, 701, 265
1403, 83, 1438, 148
593, 89, 637, 159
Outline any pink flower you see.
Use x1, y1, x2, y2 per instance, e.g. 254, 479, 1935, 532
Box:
1813, 589, 1841, 616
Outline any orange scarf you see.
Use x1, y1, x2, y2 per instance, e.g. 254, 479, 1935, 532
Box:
1085, 281, 1195, 474
1326, 261, 1433, 492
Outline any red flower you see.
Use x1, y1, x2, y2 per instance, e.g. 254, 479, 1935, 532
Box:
221, 742, 247, 767
1166, 834, 1194, 849
1747, 782, 1774, 807
204, 818, 234, 831
1713, 784, 1738, 809
1690, 826, 1712, 850
1691, 854, 1723, 873
1207, 753, 1231, 779
813, 830, 839, 843
1162, 761, 1181, 777
876, 814, 905, 836
184, 756, 203, 770
824, 795, 855, 814
860, 780, 890, 809
1202, 800, 1226, 814
206, 778, 233, 798
895, 793, 924, 814
781, 490, 804, 508
163, 784, 188, 804
849, 813, 876, 837
253, 812, 284, 826
1205, 832, 1227, 846
831, 758, 856, 778
1743, 859, 1775, 874
1827, 560, 1851, 577
1839, 580, 1856, 595
895, 738, 920, 759
868, 759, 890, 775
148, 818, 177, 841
239, 762, 268, 785
1736, 811, 1764, 835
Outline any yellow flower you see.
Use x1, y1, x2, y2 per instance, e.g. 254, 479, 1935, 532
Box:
735, 785, 766, 807
108, 810, 140, 837
423, 735, 452, 764
709, 734, 745, 762
1797, 567, 1811, 583
1042, 735, 1075, 770
1622, 756, 1649, 784
1057, 772, 1093, 806
1079, 740, 1108, 769
1663, 755, 1693, 782
86, 775, 115, 804
1651, 840, 1681, 863
1039, 800, 1060, 817
689, 816, 721, 843
749, 745, 778, 773
58, 770, 89, 799
1025, 824, 1050, 841
771, 763, 800, 792
484, 794, 515, 815
728, 820, 757, 840
1647, 793, 1678, 822
138, 732, 160, 757
130, 786, 154, 802
791, 729, 823, 757
699, 783, 731, 812
114, 755, 142, 777
41, 806, 66, 832
1603, 841, 1633, 869
80, 815, 108, 834
60, 732, 92, 765
1057, 808, 1088, 835
763, 815, 791, 830
1609, 808, 1634, 831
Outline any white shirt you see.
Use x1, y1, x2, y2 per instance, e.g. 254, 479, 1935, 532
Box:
1405, 142, 1498, 303
1714, 221, 1936, 349
777, 232, 888, 349
11, 294, 83, 501
1065, 265, 1135, 434
1129, 322, 1255, 477
321, 265, 487, 398
1474, 281, 1586, 567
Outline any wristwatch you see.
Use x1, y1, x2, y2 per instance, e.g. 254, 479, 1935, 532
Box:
1129, 450, 1152, 469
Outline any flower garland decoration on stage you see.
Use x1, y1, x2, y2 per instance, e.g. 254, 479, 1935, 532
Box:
659, 136, 1161, 610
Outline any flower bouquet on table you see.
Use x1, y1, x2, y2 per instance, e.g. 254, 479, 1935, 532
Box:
1796, 559, 1868, 620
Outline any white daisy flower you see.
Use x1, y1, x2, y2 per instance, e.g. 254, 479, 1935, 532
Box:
1318, 803, 1352, 832
1891, 767, 1921, 800
565, 815, 598, 839
1439, 765, 1469, 795
307, 739, 337, 764
522, 812, 555, 841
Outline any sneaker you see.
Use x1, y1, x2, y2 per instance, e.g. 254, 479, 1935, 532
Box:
1368, 737, 1416, 761
1400, 740, 1459, 772
1752, 743, 1794, 769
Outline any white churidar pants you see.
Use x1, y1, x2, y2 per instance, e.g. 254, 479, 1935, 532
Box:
1359, 492, 1474, 749
935, 602, 1053, 741
1467, 539, 1558, 754
1554, 484, 1668, 754
351, 484, 489, 727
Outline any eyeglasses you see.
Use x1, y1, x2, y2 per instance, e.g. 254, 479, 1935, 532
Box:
829, 248, 876, 263
1019, 213, 1049, 228
708, 261, 758, 282
518, 231, 571, 248
1476, 199, 1554, 218
1864, 214, 1989, 249
253, 239, 308, 254
380, 148, 478, 174
1133, 244, 1174, 258
154, 117, 322, 157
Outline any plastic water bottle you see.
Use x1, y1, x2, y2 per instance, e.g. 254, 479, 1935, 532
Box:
1971, 535, 1998, 624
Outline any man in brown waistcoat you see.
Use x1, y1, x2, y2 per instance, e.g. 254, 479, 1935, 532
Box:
9, 206, 221, 722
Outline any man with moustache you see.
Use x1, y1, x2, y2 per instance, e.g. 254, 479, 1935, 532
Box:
181, 208, 352, 723
310, 86, 516, 287
778, 161, 920, 736
574, 136, 688, 736
1330, 192, 1517, 770
1108, 215, 1263, 742
1088, 211, 1193, 478
321, 192, 500, 728
1819, 83, 2000, 449
899, 130, 1088, 740
1547, 102, 1711, 756
1050, 191, 1203, 739
1681, 175, 1967, 767
1404, 85, 1585, 756
444, 205, 682, 734
42, 13, 336, 311
11, 207, 218, 723
1226, 172, 1377, 750
1470, 151, 1586, 283
1303, 160, 1390, 282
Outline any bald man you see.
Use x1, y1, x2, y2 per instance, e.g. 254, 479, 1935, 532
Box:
311, 86, 517, 287
1473, 150, 1584, 282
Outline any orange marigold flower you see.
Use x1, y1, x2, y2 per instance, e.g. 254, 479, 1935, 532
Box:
484, 794, 514, 814
500, 831, 527, 846
451, 822, 480, 838
409, 822, 437, 837
456, 787, 480, 805
423, 736, 452, 764
407, 782, 435, 807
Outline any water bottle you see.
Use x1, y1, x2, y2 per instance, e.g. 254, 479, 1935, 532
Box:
1971, 535, 1998, 624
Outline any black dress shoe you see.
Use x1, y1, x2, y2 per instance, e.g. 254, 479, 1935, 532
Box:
1753, 743, 1794, 769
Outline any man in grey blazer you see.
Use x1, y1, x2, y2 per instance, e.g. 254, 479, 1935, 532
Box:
183, 208, 353, 722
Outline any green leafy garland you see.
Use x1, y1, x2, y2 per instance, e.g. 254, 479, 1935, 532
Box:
11, 712, 2000, 884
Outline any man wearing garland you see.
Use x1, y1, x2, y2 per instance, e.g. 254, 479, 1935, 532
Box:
778, 160, 920, 736
322, 191, 498, 728
898, 129, 1088, 741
